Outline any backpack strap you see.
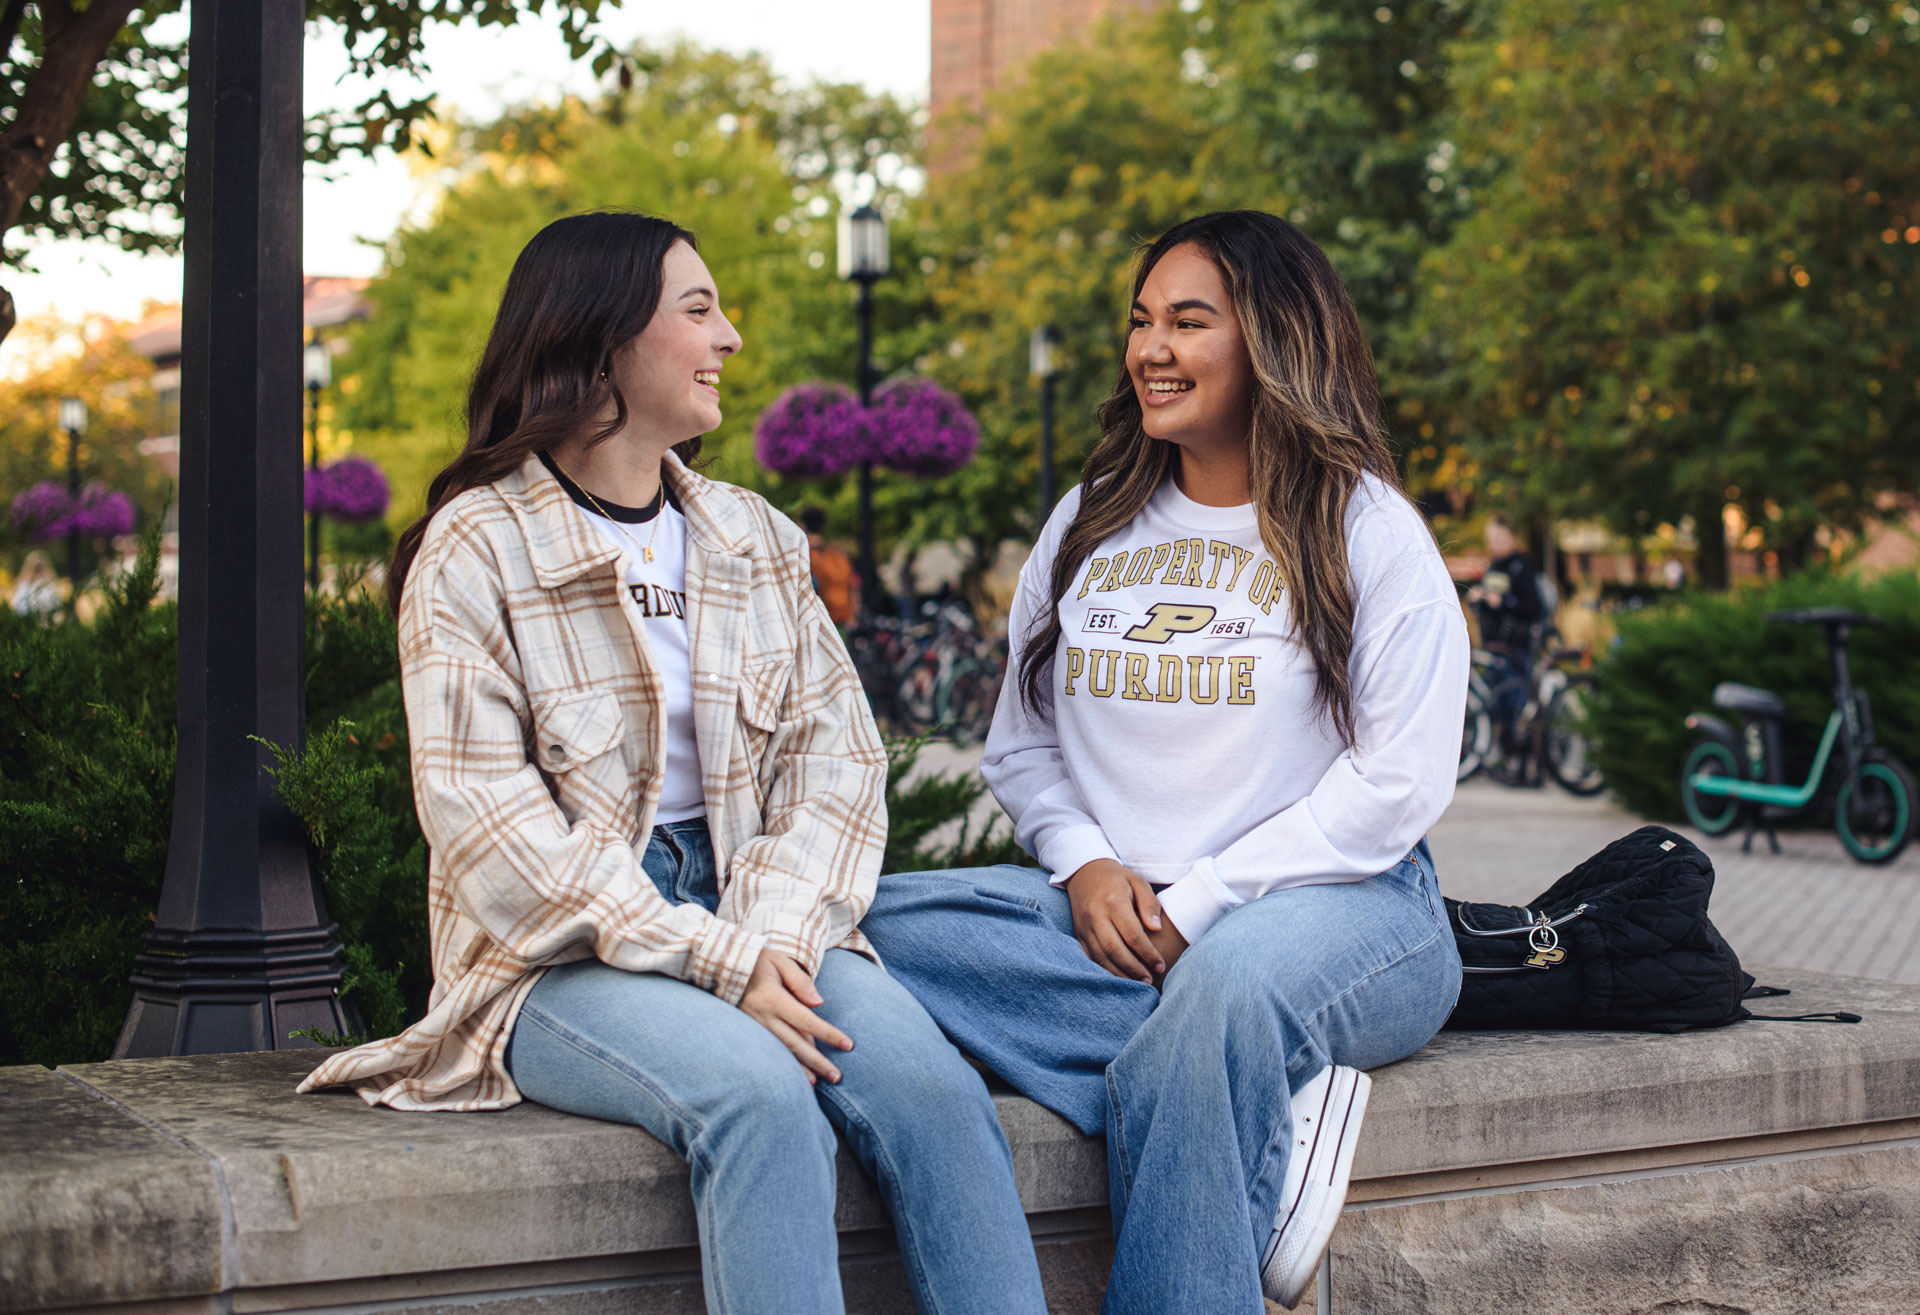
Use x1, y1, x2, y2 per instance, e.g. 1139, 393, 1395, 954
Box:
1741, 983, 1861, 1024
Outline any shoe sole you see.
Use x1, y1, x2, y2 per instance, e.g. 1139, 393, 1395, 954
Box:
1262, 1066, 1372, 1309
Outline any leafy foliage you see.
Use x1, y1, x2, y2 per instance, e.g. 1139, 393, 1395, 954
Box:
1, 1, 628, 264
0, 526, 173, 1067
1400, 0, 1920, 570
881, 737, 1026, 875
1588, 571, 1920, 820
0, 315, 169, 573
331, 43, 930, 525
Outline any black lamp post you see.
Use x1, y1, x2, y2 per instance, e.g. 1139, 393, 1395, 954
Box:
304, 338, 330, 592
838, 202, 889, 614
1030, 325, 1062, 527
57, 396, 86, 584
115, 0, 348, 1058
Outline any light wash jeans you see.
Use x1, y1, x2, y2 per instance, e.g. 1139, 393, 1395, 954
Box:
860, 841, 1463, 1315
504, 818, 1048, 1315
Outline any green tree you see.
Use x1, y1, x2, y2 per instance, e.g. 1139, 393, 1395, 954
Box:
333, 43, 928, 528
1197, 0, 1477, 495
1400, 0, 1920, 584
0, 0, 628, 347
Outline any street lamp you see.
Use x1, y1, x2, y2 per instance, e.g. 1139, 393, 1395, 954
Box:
58, 397, 87, 583
1030, 326, 1063, 526
304, 338, 331, 592
838, 202, 889, 613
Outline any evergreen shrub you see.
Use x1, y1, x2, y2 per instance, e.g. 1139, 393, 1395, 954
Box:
1589, 571, 1920, 821
1, 530, 1021, 1064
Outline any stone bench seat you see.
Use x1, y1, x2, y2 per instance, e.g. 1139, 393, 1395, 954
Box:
6, 966, 1919, 1315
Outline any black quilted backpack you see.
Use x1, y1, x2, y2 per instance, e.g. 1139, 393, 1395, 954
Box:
1443, 825, 1856, 1032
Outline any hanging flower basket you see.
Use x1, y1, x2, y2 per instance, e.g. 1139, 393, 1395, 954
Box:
10, 482, 135, 541
307, 456, 391, 522
868, 377, 979, 477
755, 382, 871, 479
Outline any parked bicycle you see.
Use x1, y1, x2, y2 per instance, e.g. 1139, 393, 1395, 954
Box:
1679, 607, 1916, 865
847, 597, 1004, 744
1458, 624, 1604, 797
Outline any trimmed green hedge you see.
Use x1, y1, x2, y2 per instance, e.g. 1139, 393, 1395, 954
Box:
1589, 572, 1920, 822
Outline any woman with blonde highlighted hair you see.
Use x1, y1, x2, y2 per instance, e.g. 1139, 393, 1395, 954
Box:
862, 210, 1467, 1312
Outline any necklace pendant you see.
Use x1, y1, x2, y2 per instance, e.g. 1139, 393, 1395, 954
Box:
643, 547, 656, 563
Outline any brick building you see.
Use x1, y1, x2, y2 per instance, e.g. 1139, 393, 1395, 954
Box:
930, 0, 1161, 161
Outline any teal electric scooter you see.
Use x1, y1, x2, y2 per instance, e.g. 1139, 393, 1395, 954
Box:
1680, 608, 1916, 865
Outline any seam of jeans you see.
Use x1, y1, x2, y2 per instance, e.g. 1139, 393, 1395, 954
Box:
513, 1004, 739, 1313
812, 1083, 943, 1315
1250, 922, 1450, 1231
1104, 1063, 1137, 1210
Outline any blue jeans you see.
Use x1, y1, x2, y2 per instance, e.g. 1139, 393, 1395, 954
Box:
505, 819, 1047, 1315
860, 843, 1462, 1315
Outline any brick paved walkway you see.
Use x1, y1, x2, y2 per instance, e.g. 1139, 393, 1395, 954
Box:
911, 744, 1920, 986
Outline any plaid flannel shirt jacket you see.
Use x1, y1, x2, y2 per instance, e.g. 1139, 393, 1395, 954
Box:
298, 452, 888, 1111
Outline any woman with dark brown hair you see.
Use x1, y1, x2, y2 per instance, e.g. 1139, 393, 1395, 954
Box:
299, 211, 1047, 1315
860, 211, 1468, 1313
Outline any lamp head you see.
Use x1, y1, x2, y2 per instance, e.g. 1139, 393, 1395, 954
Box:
303, 340, 332, 391
837, 203, 890, 282
58, 397, 87, 434
1030, 325, 1062, 380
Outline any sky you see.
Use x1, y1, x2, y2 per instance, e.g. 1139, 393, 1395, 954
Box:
8, 1, 931, 326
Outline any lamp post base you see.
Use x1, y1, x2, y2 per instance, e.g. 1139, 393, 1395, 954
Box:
114, 923, 350, 1057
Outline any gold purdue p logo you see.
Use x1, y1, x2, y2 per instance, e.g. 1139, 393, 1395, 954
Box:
1123, 603, 1218, 644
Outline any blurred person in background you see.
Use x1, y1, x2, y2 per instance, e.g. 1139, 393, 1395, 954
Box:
799, 504, 856, 627
10, 551, 61, 617
1467, 514, 1543, 751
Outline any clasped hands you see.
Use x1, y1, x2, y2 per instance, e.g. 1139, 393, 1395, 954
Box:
1065, 858, 1188, 987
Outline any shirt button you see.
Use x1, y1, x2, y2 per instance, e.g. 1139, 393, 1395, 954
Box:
547, 744, 567, 761
717, 582, 730, 592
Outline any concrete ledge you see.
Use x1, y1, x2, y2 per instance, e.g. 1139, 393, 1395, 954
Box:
7, 967, 1920, 1314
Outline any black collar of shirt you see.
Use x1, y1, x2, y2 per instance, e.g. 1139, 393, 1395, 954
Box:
539, 451, 682, 524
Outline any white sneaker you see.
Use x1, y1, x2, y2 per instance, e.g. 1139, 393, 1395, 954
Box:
1260, 1063, 1372, 1309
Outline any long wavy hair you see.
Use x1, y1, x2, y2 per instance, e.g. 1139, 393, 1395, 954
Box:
1018, 211, 1405, 746
387, 211, 701, 614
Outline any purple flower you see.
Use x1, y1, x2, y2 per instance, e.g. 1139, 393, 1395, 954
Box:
307, 456, 390, 522
65, 488, 135, 539
10, 481, 74, 541
869, 378, 979, 477
755, 383, 871, 479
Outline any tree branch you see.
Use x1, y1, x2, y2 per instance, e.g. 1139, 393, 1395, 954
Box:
0, 0, 140, 240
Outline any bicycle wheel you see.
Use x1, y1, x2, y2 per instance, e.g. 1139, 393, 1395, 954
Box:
1543, 676, 1605, 796
1835, 751, 1915, 865
895, 656, 940, 734
937, 657, 1001, 745
1459, 671, 1494, 782
1679, 739, 1742, 836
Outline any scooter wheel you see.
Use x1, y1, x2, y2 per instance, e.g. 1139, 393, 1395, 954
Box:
1836, 752, 1916, 865
1680, 739, 1742, 837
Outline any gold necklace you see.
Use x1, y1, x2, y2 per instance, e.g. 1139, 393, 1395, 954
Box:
555, 461, 666, 563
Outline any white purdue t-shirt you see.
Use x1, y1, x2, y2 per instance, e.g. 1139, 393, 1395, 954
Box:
545, 457, 706, 824
982, 474, 1469, 943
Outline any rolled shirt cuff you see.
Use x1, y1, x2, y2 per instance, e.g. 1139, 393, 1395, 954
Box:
1039, 825, 1124, 888
1155, 857, 1245, 944
687, 918, 769, 1005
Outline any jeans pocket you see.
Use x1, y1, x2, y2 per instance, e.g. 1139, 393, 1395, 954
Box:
1375, 851, 1441, 922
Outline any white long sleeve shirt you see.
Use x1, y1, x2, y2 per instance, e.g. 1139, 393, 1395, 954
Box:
982, 474, 1468, 944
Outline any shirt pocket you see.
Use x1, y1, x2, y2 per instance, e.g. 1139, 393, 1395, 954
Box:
531, 689, 625, 773
529, 689, 630, 831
